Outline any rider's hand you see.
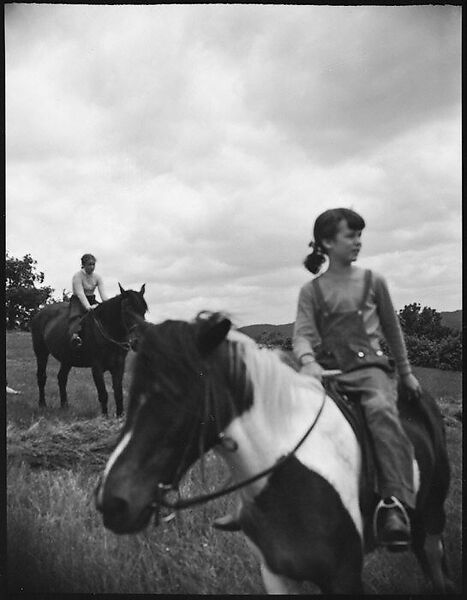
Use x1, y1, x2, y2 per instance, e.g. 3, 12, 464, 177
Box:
301, 361, 324, 382
401, 373, 422, 400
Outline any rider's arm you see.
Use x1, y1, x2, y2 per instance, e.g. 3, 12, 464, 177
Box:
95, 274, 109, 302
293, 283, 321, 366
72, 272, 92, 311
374, 273, 412, 377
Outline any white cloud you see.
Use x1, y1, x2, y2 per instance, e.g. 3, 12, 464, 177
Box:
5, 4, 461, 327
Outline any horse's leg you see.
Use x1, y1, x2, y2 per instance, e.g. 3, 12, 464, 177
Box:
110, 362, 124, 418
423, 533, 455, 593
244, 538, 301, 594
32, 328, 49, 407
260, 562, 301, 595
92, 365, 108, 416
36, 350, 49, 407
321, 563, 364, 594
324, 577, 363, 594
58, 363, 72, 408
412, 511, 455, 593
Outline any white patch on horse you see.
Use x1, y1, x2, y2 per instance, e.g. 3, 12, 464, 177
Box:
219, 330, 362, 536
99, 429, 134, 493
413, 458, 420, 493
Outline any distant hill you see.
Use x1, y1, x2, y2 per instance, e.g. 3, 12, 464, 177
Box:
238, 323, 294, 340
239, 310, 461, 342
440, 310, 462, 332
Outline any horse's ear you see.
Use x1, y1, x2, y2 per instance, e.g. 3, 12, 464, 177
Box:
140, 283, 146, 295
118, 282, 125, 294
197, 318, 231, 356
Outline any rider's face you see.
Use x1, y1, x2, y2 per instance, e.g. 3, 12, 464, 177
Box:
324, 220, 362, 265
83, 261, 96, 274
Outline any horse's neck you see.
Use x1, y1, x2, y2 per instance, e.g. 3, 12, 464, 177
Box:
94, 298, 125, 336
216, 344, 325, 486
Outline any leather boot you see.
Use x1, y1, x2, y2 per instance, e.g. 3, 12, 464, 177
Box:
374, 496, 411, 551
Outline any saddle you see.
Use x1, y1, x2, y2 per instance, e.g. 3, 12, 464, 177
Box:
322, 377, 379, 518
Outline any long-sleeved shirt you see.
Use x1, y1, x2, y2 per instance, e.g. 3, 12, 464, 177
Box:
72, 269, 108, 310
293, 266, 412, 376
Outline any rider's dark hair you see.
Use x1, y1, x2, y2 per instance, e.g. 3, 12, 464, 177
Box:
304, 208, 365, 274
81, 253, 97, 266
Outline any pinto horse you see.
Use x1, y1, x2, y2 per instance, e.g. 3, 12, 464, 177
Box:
96, 311, 453, 593
30, 284, 147, 417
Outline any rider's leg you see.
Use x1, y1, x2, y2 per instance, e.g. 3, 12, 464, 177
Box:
336, 367, 415, 548
69, 296, 84, 346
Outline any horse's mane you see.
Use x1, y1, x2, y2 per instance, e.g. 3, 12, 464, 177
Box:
93, 289, 147, 321
132, 311, 325, 481
226, 327, 324, 415
134, 318, 211, 409
94, 293, 122, 312
135, 312, 323, 409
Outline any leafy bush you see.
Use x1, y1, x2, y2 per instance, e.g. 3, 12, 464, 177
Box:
6, 252, 55, 330
398, 304, 462, 371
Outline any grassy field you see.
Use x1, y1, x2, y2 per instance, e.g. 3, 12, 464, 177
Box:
6, 330, 463, 594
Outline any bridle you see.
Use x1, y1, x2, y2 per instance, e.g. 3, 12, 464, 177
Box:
88, 299, 141, 352
152, 386, 327, 513
90, 312, 132, 351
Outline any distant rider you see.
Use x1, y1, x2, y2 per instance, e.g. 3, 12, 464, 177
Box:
69, 253, 108, 348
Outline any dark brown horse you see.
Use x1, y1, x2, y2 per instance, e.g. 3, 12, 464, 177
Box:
96, 311, 454, 593
30, 284, 147, 417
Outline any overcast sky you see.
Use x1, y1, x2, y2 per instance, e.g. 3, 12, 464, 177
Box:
6, 4, 461, 327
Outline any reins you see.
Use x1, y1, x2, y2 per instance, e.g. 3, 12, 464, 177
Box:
89, 311, 132, 351
155, 388, 327, 511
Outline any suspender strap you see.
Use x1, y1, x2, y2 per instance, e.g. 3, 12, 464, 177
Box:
312, 269, 373, 314
359, 269, 372, 310
311, 276, 329, 315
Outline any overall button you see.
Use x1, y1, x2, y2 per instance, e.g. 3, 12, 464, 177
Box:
357, 351, 365, 358
376, 350, 383, 356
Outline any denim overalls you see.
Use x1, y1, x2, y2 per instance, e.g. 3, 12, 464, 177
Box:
313, 269, 393, 373
312, 269, 416, 509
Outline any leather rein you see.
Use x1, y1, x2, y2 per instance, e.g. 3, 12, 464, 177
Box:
153, 388, 327, 512
88, 307, 135, 351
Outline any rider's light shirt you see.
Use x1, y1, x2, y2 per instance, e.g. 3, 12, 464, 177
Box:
293, 266, 412, 376
72, 269, 108, 310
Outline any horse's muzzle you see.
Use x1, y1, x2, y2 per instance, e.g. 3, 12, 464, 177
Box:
95, 475, 155, 534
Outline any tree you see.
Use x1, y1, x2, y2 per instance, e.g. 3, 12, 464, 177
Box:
398, 302, 452, 340
397, 303, 462, 371
5, 252, 55, 330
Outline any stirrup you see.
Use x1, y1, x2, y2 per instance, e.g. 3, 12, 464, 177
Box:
373, 495, 411, 545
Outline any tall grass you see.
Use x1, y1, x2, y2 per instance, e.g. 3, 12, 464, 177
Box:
7, 461, 262, 594
6, 331, 463, 593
